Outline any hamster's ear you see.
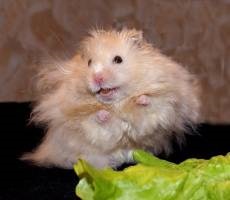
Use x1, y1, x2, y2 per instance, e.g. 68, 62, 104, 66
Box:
125, 29, 143, 45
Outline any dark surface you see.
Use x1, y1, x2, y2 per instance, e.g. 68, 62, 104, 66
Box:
0, 102, 230, 200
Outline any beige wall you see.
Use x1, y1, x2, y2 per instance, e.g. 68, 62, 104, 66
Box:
0, 0, 230, 123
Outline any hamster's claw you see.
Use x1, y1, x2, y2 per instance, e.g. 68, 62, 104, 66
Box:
136, 95, 150, 106
96, 110, 111, 124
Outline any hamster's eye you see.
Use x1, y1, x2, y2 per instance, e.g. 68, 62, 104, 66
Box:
113, 56, 123, 64
88, 59, 92, 67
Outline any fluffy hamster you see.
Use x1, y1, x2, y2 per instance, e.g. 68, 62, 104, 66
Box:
81, 29, 200, 152
23, 29, 200, 169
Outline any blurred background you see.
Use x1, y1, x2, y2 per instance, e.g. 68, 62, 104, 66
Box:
0, 0, 229, 123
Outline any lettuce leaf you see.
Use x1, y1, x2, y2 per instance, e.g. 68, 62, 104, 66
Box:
74, 150, 230, 200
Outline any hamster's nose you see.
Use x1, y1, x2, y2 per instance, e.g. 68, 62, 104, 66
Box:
93, 73, 104, 85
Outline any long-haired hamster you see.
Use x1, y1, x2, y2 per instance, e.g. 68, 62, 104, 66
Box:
23, 29, 200, 168
81, 28, 200, 155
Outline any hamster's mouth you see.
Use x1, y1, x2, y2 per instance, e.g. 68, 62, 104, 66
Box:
96, 87, 119, 103
97, 87, 118, 97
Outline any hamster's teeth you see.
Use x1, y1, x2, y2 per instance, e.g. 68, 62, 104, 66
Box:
100, 88, 111, 95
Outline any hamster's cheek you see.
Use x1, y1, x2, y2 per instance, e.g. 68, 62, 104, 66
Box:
116, 73, 130, 86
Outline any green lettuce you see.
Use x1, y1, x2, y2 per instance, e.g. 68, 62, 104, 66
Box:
74, 150, 230, 200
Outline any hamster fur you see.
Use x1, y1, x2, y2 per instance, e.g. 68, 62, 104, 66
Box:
23, 29, 200, 169
81, 28, 200, 156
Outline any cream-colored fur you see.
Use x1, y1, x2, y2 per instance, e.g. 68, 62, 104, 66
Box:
22, 29, 200, 169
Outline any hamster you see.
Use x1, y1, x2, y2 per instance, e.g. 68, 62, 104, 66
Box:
23, 29, 200, 169
81, 29, 200, 153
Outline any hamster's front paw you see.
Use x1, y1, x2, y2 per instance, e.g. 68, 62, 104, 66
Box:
136, 95, 151, 106
96, 109, 111, 124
